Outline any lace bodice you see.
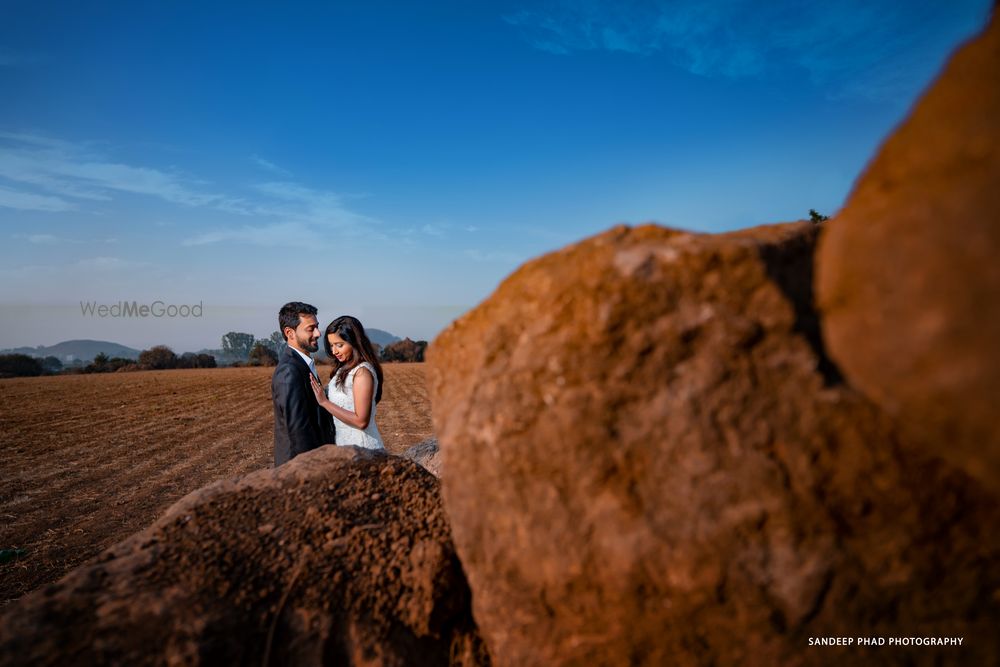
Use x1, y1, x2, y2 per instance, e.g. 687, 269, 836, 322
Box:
327, 362, 384, 450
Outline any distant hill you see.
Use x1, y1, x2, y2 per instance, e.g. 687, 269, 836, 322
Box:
1, 329, 403, 366
311, 328, 402, 363
1, 339, 141, 363
367, 329, 401, 347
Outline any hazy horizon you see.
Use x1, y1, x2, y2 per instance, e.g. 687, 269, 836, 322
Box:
0, 301, 460, 353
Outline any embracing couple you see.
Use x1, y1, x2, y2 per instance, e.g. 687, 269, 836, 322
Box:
271, 301, 386, 467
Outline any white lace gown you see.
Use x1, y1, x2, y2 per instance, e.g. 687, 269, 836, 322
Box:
327, 362, 385, 450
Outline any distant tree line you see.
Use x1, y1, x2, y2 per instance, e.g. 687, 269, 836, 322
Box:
0, 354, 56, 378
79, 348, 218, 374
224, 331, 283, 367
379, 338, 428, 363
1, 329, 426, 379
218, 331, 430, 365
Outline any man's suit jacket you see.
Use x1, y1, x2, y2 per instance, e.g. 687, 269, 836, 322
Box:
271, 345, 335, 466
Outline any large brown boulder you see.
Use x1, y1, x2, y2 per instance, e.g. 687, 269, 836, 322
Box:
428, 222, 999, 666
0, 446, 489, 666
817, 11, 1000, 489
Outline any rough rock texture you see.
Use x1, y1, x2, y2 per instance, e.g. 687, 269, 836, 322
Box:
817, 11, 1000, 489
0, 446, 489, 667
404, 437, 442, 478
428, 221, 1000, 666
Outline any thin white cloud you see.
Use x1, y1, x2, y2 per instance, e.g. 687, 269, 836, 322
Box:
182, 221, 323, 248
0, 132, 228, 206
464, 249, 522, 263
0, 133, 381, 247
74, 256, 151, 271
25, 234, 59, 244
504, 0, 993, 99
252, 181, 377, 227
179, 182, 380, 247
58, 161, 224, 206
407, 221, 478, 238
505, 2, 773, 75
251, 154, 292, 176
11, 233, 84, 245
9, 233, 116, 245
0, 185, 76, 212
0, 131, 87, 150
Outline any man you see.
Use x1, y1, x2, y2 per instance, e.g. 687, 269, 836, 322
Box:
271, 301, 335, 466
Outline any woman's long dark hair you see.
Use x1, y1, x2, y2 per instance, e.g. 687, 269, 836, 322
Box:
324, 315, 384, 403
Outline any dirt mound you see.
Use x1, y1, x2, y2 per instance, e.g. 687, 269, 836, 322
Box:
817, 10, 1000, 490
0, 445, 489, 666
428, 220, 1000, 666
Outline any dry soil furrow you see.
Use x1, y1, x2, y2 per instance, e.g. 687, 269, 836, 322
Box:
1, 373, 267, 490
0, 365, 431, 606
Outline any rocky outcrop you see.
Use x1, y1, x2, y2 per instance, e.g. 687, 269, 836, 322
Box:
427, 220, 999, 665
403, 437, 442, 478
0, 446, 489, 667
817, 10, 1000, 490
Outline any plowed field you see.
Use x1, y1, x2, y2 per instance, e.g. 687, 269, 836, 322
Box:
0, 363, 433, 605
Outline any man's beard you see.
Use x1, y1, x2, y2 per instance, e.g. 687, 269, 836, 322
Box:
297, 334, 319, 353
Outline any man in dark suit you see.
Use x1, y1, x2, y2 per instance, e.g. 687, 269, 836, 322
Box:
271, 301, 335, 466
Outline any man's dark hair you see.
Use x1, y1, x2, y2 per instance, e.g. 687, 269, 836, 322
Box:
278, 302, 318, 341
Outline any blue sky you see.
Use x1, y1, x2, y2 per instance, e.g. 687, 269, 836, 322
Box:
0, 0, 993, 351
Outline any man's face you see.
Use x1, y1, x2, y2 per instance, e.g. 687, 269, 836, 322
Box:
286, 314, 321, 353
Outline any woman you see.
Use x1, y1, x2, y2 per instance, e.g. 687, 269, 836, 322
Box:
309, 315, 385, 450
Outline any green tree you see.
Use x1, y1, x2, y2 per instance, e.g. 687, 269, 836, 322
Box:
380, 338, 428, 363
809, 209, 829, 224
139, 345, 178, 370
221, 332, 255, 360
258, 331, 285, 353
41, 356, 63, 373
0, 354, 43, 377
249, 342, 279, 366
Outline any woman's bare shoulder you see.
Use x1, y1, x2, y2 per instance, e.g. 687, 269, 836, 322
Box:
350, 363, 374, 379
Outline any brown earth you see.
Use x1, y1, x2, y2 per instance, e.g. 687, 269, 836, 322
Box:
0, 445, 488, 666
0, 363, 433, 606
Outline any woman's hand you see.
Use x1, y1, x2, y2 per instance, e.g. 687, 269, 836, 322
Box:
310, 369, 371, 429
309, 374, 329, 406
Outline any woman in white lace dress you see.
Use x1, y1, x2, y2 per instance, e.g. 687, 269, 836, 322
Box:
309, 315, 385, 450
